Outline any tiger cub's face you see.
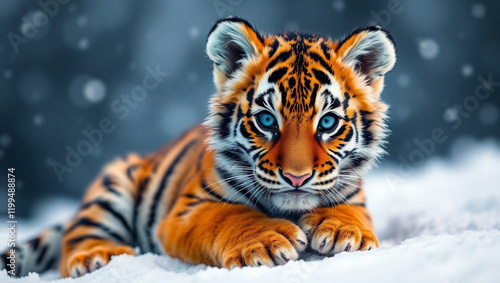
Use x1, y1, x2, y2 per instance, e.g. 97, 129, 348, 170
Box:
206, 18, 395, 213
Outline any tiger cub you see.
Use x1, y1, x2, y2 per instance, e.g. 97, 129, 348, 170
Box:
1, 17, 395, 277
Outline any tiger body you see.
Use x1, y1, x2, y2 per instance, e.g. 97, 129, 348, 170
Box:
1, 18, 396, 277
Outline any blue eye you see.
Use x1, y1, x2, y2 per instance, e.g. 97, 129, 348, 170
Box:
257, 112, 277, 129
319, 115, 338, 132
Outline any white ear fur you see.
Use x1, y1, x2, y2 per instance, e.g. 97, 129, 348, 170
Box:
206, 18, 261, 76
338, 27, 396, 83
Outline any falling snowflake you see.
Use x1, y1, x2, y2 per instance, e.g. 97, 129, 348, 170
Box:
0, 134, 12, 148
332, 0, 345, 12
461, 64, 474, 78
33, 114, 44, 126
397, 74, 411, 88
4, 69, 12, 79
396, 105, 411, 121
471, 3, 486, 19
78, 38, 89, 50
189, 26, 199, 38
418, 39, 439, 60
70, 75, 105, 107
443, 107, 459, 123
77, 15, 88, 27
84, 79, 107, 103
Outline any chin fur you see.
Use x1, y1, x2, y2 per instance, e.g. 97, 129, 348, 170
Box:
270, 192, 321, 211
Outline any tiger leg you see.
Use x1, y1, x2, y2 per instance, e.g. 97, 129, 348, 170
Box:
157, 194, 308, 268
299, 203, 378, 255
59, 155, 143, 277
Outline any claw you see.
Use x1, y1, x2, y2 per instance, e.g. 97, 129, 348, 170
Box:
280, 252, 289, 262
344, 243, 351, 252
318, 239, 326, 252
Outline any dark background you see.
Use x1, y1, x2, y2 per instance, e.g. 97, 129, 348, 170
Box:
1, 0, 499, 217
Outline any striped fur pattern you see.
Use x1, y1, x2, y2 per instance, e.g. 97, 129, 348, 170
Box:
1, 18, 396, 277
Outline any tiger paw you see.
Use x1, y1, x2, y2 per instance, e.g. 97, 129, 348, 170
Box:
299, 213, 378, 255
67, 245, 136, 277
221, 219, 308, 268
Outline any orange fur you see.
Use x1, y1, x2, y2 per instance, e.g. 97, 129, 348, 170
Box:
2, 18, 396, 278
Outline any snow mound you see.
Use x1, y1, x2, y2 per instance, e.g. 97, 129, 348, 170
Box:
1, 140, 500, 282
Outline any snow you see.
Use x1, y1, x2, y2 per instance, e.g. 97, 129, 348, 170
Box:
397, 73, 411, 88
418, 39, 440, 60
69, 75, 106, 108
443, 107, 459, 123
0, 134, 12, 148
2, 140, 500, 282
33, 115, 44, 126
461, 64, 474, 78
471, 3, 487, 19
83, 79, 106, 104
332, 0, 345, 12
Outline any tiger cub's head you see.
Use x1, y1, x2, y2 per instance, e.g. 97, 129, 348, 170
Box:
205, 18, 395, 213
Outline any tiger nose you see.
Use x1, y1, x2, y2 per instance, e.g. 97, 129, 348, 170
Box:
282, 172, 312, 188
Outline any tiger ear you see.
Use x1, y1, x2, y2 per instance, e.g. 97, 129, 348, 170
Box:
337, 26, 396, 90
206, 17, 264, 87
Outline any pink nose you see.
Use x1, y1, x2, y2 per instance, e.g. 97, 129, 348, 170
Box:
283, 173, 312, 187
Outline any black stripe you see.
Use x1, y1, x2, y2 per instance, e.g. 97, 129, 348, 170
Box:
266, 49, 292, 71
311, 68, 331, 85
342, 92, 351, 111
255, 88, 274, 108
182, 193, 201, 200
66, 235, 106, 246
217, 103, 236, 139
133, 176, 149, 244
81, 198, 133, 234
66, 217, 126, 244
343, 187, 361, 201
126, 165, 139, 182
216, 166, 269, 214
327, 124, 347, 142
359, 110, 375, 145
350, 203, 366, 207
267, 39, 280, 59
29, 237, 41, 251
219, 149, 252, 168
201, 179, 232, 202
320, 41, 331, 61
309, 52, 332, 74
176, 210, 191, 217
246, 88, 255, 110
268, 67, 288, 83
35, 245, 48, 266
147, 139, 198, 252
102, 175, 121, 196
186, 201, 203, 207
42, 256, 57, 271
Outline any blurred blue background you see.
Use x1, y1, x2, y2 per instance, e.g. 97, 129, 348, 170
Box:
1, 0, 499, 216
